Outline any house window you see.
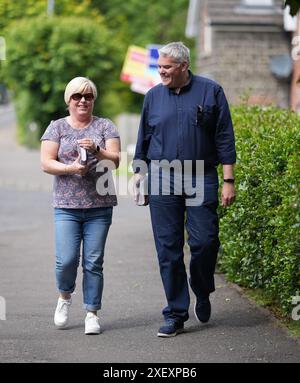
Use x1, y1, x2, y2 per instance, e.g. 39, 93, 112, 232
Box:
236, 0, 275, 15
242, 0, 273, 5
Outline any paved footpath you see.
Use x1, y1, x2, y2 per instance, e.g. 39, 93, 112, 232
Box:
0, 104, 299, 363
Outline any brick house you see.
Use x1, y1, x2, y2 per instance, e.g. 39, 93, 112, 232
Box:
185, 0, 297, 109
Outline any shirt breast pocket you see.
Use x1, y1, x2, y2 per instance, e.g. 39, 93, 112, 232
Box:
190, 105, 216, 130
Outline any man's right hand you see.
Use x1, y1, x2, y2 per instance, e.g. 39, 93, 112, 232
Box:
133, 173, 149, 205
133, 173, 144, 203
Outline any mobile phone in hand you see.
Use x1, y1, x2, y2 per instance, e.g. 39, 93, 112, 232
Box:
136, 177, 149, 206
79, 147, 87, 165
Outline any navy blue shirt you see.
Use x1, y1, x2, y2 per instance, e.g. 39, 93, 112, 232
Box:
134, 73, 236, 168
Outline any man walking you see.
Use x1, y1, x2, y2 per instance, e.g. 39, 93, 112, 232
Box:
133, 42, 236, 337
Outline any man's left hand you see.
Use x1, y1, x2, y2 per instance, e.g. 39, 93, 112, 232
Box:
221, 183, 236, 207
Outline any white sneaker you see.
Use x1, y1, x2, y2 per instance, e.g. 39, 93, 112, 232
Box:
54, 297, 72, 328
85, 312, 101, 335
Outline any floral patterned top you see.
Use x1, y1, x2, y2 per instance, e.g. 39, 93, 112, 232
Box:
41, 116, 120, 208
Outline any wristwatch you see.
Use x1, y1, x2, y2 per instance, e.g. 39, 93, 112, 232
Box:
223, 178, 235, 183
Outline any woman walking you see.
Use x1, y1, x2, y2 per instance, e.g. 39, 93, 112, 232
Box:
40, 77, 120, 334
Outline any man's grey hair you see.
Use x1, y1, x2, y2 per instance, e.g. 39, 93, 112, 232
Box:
159, 42, 190, 65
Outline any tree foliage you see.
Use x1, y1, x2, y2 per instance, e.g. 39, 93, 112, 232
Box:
0, 0, 102, 32
91, 0, 191, 47
1, 0, 192, 137
3, 16, 120, 144
90, 0, 193, 115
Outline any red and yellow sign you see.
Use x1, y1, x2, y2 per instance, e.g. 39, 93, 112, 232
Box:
121, 45, 160, 94
121, 46, 149, 84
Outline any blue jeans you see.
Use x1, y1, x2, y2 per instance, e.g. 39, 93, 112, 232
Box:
54, 207, 113, 311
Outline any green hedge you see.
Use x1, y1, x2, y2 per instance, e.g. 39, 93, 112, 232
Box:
219, 106, 300, 316
3, 16, 120, 146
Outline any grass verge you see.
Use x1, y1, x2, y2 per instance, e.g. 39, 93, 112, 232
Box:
242, 288, 300, 339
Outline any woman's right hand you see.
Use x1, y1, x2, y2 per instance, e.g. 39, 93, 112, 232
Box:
68, 156, 88, 176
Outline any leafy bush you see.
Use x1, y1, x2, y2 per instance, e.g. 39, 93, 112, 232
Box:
3, 16, 121, 145
219, 106, 300, 316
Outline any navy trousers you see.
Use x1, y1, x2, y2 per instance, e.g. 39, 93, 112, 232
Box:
149, 167, 220, 322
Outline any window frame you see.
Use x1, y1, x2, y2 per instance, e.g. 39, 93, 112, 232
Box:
242, 0, 273, 6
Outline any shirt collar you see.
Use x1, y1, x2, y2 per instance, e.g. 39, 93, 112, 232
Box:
169, 70, 194, 94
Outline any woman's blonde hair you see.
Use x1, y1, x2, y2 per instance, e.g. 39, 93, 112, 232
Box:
64, 77, 97, 105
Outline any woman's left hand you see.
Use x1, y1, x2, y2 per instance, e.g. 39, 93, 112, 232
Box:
77, 139, 97, 153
